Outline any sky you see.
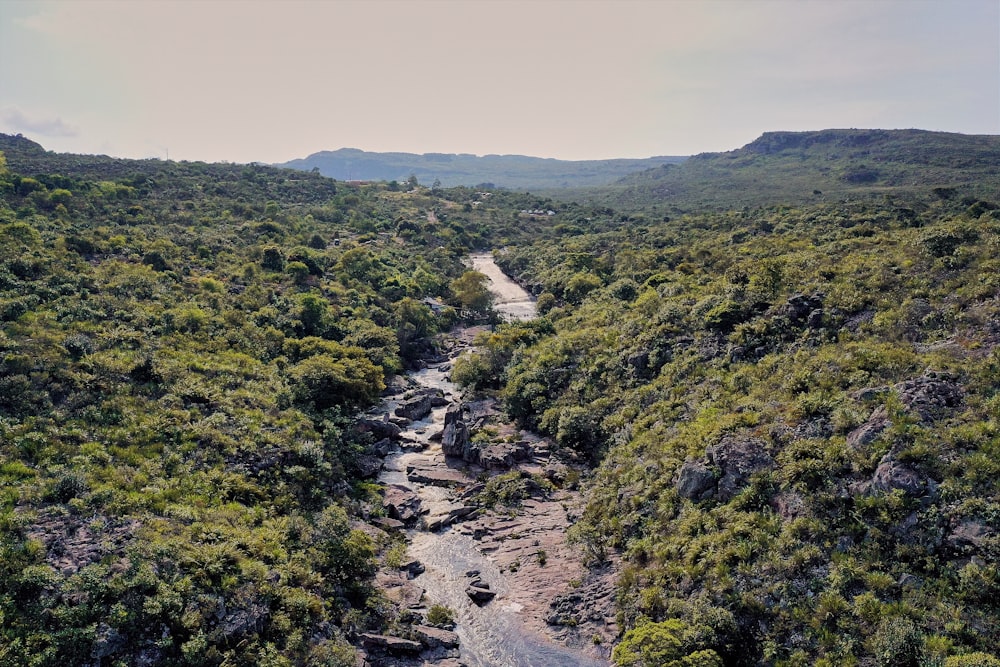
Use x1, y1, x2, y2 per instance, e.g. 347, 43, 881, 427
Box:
1, 0, 997, 163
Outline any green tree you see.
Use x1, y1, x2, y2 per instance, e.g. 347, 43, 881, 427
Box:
450, 270, 492, 316
261, 245, 285, 271
613, 619, 722, 667
288, 353, 384, 411
564, 271, 602, 303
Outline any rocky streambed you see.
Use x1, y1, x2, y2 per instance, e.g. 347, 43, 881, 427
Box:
358, 256, 615, 667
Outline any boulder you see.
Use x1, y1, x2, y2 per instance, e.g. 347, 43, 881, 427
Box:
426, 505, 480, 531
384, 484, 422, 524
371, 437, 394, 457
846, 414, 890, 449
402, 559, 425, 578
871, 456, 937, 497
355, 418, 402, 441
706, 436, 775, 500
354, 454, 382, 479
626, 350, 650, 375
849, 371, 963, 451
412, 624, 460, 649
395, 395, 433, 421
477, 441, 531, 470
372, 517, 405, 531
465, 584, 495, 605
676, 460, 716, 500
894, 370, 962, 423
783, 293, 824, 323
948, 520, 993, 553
406, 464, 468, 487
441, 404, 470, 458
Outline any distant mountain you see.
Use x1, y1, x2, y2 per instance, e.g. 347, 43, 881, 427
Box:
276, 147, 686, 189
583, 129, 1000, 210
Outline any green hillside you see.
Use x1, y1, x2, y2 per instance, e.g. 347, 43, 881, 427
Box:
0, 134, 503, 665
560, 129, 1000, 211
3, 129, 1000, 667
461, 186, 1000, 665
277, 147, 685, 190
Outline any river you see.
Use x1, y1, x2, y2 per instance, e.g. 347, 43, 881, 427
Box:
470, 253, 536, 321
374, 253, 612, 667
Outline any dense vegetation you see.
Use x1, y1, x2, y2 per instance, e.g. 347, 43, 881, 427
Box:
3, 129, 999, 667
457, 190, 1000, 665
0, 134, 509, 666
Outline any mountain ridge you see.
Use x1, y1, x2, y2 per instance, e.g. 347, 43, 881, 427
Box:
588, 128, 1000, 210
277, 147, 686, 189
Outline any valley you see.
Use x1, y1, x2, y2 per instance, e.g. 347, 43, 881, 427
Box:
1, 129, 998, 667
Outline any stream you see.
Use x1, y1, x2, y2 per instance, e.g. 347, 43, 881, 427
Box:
374, 253, 611, 667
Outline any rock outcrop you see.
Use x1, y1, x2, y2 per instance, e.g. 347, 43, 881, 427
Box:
676, 436, 773, 501
848, 370, 964, 450
396, 394, 434, 421
441, 404, 470, 458
384, 484, 423, 525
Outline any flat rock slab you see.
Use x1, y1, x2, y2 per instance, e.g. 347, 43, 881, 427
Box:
466, 584, 496, 605
406, 464, 469, 487
413, 625, 460, 649
361, 633, 423, 654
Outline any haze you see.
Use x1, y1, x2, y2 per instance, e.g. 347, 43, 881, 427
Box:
1, 0, 997, 163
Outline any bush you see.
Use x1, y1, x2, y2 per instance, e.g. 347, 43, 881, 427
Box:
869, 617, 923, 667
426, 604, 456, 627
944, 654, 1000, 667
612, 618, 723, 667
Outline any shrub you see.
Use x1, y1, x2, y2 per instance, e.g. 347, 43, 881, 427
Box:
426, 604, 456, 627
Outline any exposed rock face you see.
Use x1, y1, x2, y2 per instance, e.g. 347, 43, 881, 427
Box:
356, 417, 402, 441
26, 510, 139, 575
676, 436, 773, 501
707, 436, 774, 500
676, 460, 717, 500
412, 625, 460, 650
396, 394, 434, 421
441, 404, 470, 458
871, 456, 937, 498
384, 484, 422, 525
848, 370, 963, 450
546, 565, 617, 632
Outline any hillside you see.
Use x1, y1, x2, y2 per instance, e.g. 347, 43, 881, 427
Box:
0, 134, 515, 666
462, 187, 1000, 665
277, 147, 685, 189
561, 129, 1000, 211
3, 131, 1000, 667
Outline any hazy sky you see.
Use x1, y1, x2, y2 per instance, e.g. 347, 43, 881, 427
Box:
1, 0, 997, 163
